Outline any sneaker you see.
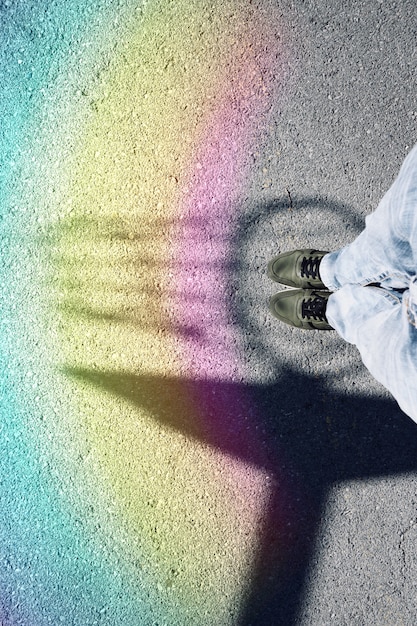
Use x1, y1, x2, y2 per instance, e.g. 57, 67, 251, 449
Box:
267, 249, 329, 289
269, 289, 333, 330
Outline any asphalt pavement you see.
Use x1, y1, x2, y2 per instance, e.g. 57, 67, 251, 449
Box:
2, 1, 417, 625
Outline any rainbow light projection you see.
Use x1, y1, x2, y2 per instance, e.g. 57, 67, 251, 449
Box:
1, 1, 297, 623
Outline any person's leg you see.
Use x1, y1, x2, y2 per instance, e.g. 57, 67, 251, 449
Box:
320, 144, 417, 292
326, 280, 417, 423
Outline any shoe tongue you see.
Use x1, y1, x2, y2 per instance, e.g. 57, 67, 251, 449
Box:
300, 292, 321, 318
297, 293, 309, 317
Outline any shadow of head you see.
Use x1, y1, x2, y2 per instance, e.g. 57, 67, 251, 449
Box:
227, 195, 365, 373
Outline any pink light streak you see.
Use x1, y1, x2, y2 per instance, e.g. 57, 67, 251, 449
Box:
171, 41, 279, 382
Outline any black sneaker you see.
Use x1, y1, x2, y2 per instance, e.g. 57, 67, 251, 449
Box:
268, 249, 329, 289
269, 289, 333, 330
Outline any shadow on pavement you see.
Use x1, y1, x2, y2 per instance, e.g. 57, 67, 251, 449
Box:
64, 365, 417, 625
59, 197, 417, 625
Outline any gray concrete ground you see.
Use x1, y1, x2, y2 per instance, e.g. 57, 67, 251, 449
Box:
238, 0, 417, 623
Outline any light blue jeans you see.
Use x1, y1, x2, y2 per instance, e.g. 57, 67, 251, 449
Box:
320, 144, 417, 423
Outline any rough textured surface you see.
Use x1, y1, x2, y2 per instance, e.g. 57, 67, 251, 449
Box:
1, 1, 417, 625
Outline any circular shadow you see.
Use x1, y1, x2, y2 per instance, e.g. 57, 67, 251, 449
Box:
228, 195, 366, 385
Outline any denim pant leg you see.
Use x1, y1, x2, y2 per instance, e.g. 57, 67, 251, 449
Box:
319, 144, 417, 421
326, 282, 417, 423
320, 143, 417, 291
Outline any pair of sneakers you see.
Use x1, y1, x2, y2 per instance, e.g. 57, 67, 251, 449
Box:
267, 249, 333, 330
